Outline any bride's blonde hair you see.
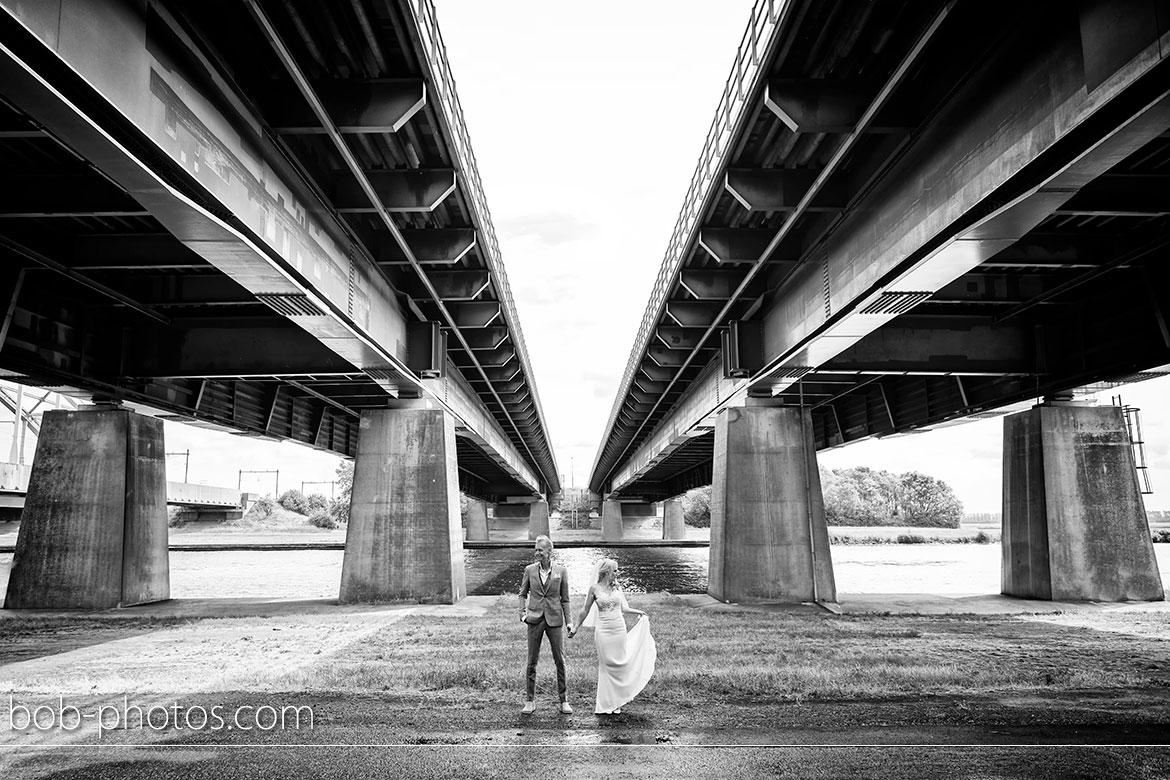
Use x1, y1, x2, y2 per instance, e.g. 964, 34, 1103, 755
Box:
597, 558, 619, 583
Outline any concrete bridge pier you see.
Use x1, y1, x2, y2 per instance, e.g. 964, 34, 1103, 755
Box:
493, 500, 549, 540
529, 500, 550, 540
464, 499, 489, 541
663, 498, 686, 540
1002, 404, 1164, 602
601, 499, 623, 541
340, 408, 465, 604
4, 407, 169, 609
709, 403, 836, 604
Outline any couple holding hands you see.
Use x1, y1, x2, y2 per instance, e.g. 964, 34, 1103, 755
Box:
518, 535, 656, 715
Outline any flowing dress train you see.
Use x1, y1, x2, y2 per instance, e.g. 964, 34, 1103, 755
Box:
591, 589, 656, 714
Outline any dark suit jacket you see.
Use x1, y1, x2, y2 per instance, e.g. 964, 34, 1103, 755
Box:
519, 562, 571, 627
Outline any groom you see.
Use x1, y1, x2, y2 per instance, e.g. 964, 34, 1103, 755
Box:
518, 534, 574, 714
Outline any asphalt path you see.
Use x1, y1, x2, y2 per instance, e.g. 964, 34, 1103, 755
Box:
3, 744, 1170, 779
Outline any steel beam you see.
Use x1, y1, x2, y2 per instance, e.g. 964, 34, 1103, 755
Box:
371, 228, 478, 265
267, 79, 425, 134
665, 301, 723, 328
332, 169, 457, 212
0, 174, 147, 218
407, 270, 490, 300
449, 302, 501, 328
822, 322, 1034, 375
698, 228, 779, 265
724, 169, 845, 212
765, 80, 869, 133
656, 326, 708, 349
457, 327, 509, 350
679, 269, 749, 300
121, 318, 359, 378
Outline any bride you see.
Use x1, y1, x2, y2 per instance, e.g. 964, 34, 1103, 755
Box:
568, 558, 656, 715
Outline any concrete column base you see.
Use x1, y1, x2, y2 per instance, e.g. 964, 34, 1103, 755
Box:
4, 408, 169, 609
465, 499, 489, 541
663, 498, 686, 540
602, 499, 623, 541
340, 409, 465, 604
528, 500, 550, 540
709, 405, 836, 604
1002, 404, 1163, 601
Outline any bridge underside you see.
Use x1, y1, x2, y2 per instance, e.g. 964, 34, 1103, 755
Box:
0, 0, 555, 503
593, 0, 1170, 604
601, 0, 1170, 503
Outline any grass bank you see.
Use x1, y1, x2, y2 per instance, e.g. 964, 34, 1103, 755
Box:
266, 595, 1167, 705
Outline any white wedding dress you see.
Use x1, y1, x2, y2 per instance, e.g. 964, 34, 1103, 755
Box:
589, 588, 656, 714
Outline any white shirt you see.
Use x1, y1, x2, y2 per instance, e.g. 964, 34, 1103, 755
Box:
538, 563, 552, 585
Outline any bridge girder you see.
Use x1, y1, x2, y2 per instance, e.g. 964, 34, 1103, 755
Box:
0, 0, 557, 498
593, 0, 1170, 498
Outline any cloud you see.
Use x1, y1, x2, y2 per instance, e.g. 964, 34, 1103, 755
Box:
498, 211, 598, 247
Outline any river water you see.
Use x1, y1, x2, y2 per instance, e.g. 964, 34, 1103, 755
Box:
3, 546, 1169, 600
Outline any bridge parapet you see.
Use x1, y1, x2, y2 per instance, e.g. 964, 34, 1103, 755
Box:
165, 482, 242, 510
596, 0, 786, 476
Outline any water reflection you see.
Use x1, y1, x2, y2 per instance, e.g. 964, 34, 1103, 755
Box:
2, 546, 1168, 601
465, 547, 709, 596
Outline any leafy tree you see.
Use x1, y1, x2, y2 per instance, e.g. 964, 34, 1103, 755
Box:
896, 471, 963, 528
682, 487, 711, 528
821, 466, 962, 528
556, 493, 594, 529
329, 459, 354, 525
821, 466, 898, 525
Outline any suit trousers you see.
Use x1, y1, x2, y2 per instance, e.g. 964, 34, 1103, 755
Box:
525, 617, 567, 701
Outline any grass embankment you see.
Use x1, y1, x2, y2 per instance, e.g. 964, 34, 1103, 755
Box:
267, 595, 1164, 704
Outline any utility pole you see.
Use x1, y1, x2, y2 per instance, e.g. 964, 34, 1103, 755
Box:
9, 383, 23, 465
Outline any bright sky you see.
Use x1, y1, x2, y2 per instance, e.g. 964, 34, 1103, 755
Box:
15, 1, 1170, 514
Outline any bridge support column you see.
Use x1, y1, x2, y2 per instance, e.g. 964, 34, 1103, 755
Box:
1002, 405, 1163, 601
340, 408, 465, 604
602, 499, 623, 541
465, 499, 489, 541
709, 404, 836, 604
4, 408, 169, 609
528, 500, 550, 540
663, 498, 686, 540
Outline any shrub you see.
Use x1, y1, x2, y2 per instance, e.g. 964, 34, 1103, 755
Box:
239, 496, 276, 524
306, 493, 329, 512
682, 487, 711, 528
250, 496, 276, 518
973, 530, 993, 544
278, 489, 309, 514
1153, 530, 1170, 544
896, 534, 927, 544
308, 509, 337, 529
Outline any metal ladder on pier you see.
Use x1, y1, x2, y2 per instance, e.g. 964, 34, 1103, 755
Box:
1113, 395, 1154, 495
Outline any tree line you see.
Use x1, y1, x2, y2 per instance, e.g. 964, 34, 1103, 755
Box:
680, 466, 964, 528
333, 459, 965, 530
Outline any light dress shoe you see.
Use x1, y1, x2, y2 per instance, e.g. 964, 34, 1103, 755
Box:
559, 702, 573, 714
521, 701, 536, 714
